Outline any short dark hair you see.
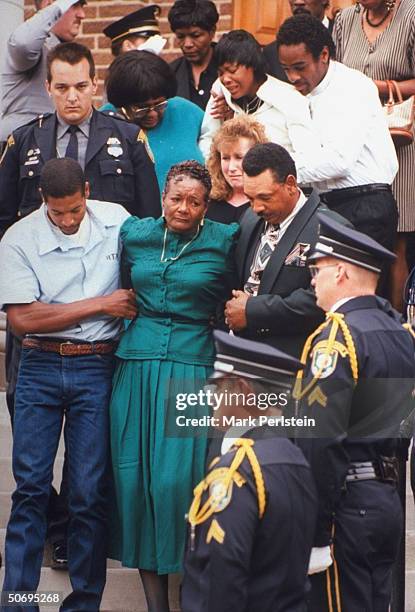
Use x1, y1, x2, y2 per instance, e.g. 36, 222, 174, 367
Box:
216, 30, 267, 81
106, 51, 177, 108
47, 42, 95, 82
164, 160, 212, 201
276, 14, 336, 60
242, 143, 297, 182
40, 159, 85, 201
168, 0, 219, 32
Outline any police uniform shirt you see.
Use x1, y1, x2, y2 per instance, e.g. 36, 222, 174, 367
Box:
0, 0, 71, 141
56, 113, 91, 170
0, 199, 130, 341
294, 61, 398, 190
182, 436, 317, 612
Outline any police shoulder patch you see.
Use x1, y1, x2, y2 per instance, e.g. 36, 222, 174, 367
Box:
311, 345, 339, 378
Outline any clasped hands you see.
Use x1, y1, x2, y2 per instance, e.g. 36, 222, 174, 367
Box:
224, 290, 249, 332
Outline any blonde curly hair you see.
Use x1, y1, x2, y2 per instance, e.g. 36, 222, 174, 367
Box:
207, 115, 268, 201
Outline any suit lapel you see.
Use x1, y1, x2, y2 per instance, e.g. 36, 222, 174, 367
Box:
33, 114, 57, 162
85, 109, 113, 167
235, 208, 263, 281
259, 191, 320, 294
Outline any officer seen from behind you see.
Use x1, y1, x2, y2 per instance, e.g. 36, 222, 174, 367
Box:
294, 215, 415, 612
181, 330, 317, 612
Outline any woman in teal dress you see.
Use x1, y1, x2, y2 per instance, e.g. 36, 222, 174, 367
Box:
109, 160, 239, 611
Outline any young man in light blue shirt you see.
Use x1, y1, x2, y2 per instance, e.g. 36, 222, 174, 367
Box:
0, 158, 136, 611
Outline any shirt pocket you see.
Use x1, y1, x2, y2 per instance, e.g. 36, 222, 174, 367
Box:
98, 159, 135, 203
19, 164, 42, 216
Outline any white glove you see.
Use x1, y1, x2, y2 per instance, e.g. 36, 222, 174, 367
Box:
55, 0, 81, 14
137, 35, 167, 55
307, 546, 333, 575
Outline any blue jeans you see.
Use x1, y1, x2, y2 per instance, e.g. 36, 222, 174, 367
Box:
1, 348, 115, 612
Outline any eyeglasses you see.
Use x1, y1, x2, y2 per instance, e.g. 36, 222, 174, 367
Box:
128, 100, 168, 118
308, 264, 338, 278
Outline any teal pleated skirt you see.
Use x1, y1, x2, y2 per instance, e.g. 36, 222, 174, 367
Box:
109, 358, 209, 573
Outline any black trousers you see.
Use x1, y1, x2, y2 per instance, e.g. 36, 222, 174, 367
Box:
321, 185, 398, 298
307, 480, 402, 612
6, 327, 69, 544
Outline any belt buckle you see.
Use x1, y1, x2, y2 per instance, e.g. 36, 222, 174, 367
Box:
59, 341, 73, 356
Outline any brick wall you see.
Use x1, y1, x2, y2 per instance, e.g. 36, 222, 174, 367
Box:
24, 0, 233, 101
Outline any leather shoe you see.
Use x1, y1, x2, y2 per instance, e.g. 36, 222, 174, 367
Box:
51, 540, 68, 570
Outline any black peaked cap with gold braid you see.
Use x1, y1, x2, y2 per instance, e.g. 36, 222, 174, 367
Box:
309, 212, 396, 273
103, 5, 161, 43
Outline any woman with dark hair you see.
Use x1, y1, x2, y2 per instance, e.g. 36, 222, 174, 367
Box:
109, 160, 238, 611
199, 29, 316, 165
102, 50, 204, 190
206, 114, 268, 224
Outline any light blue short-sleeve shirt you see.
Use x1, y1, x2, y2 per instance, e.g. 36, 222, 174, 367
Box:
0, 199, 130, 341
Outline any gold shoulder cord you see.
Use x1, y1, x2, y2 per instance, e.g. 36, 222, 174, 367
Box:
403, 322, 415, 339
187, 439, 266, 547
293, 312, 359, 402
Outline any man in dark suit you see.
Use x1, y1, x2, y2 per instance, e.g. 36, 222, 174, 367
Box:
0, 41, 160, 236
263, 0, 333, 80
225, 142, 341, 358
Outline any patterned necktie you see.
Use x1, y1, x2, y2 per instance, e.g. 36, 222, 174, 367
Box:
244, 223, 280, 296
65, 125, 79, 161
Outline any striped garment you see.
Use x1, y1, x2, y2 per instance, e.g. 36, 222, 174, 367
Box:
333, 0, 415, 231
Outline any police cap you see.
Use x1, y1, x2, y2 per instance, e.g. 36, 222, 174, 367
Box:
308, 213, 396, 273
103, 5, 161, 43
213, 330, 302, 389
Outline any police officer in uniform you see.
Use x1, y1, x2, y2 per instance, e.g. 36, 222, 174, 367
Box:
181, 330, 318, 612
103, 5, 162, 57
294, 214, 415, 612
0, 41, 160, 236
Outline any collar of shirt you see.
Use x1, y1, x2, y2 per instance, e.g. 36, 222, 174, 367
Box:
307, 60, 335, 99
46, 206, 91, 250
322, 15, 330, 28
221, 421, 259, 455
329, 296, 355, 312
38, 200, 119, 256
56, 110, 92, 140
186, 44, 218, 84
275, 189, 307, 240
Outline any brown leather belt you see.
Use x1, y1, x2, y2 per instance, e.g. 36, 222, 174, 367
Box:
22, 337, 116, 356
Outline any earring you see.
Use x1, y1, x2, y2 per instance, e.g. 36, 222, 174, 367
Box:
200, 217, 205, 227
355, 1, 361, 12
385, 0, 396, 10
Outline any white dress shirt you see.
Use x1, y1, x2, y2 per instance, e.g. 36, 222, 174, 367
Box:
294, 61, 398, 191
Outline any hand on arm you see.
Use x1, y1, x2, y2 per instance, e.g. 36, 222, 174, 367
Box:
6, 289, 137, 337
224, 290, 249, 332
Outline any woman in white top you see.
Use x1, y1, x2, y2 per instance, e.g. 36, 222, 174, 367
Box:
199, 29, 317, 183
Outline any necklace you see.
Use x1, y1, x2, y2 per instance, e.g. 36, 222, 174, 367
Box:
160, 224, 200, 263
364, 0, 395, 27
241, 95, 263, 115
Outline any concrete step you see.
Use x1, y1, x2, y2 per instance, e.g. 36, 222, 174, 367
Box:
0, 566, 181, 612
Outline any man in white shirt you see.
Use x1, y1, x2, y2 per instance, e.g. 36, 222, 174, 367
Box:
263, 0, 333, 80
0, 158, 136, 611
276, 14, 399, 269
